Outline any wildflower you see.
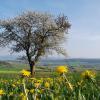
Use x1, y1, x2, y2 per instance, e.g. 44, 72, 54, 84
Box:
21, 69, 31, 77
44, 82, 50, 88
34, 83, 40, 88
47, 78, 52, 81
36, 79, 42, 83
81, 70, 96, 79
0, 89, 5, 95
56, 65, 68, 73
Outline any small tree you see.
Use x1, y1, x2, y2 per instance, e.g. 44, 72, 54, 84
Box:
0, 11, 70, 76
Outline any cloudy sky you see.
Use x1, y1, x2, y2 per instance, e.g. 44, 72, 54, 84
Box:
0, 0, 100, 59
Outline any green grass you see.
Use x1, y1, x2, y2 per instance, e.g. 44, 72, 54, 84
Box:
0, 61, 100, 99
0, 71, 100, 100
0, 70, 100, 84
0, 61, 100, 81
0, 71, 19, 73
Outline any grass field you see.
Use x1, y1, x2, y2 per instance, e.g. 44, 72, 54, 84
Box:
0, 61, 100, 100
0, 60, 100, 80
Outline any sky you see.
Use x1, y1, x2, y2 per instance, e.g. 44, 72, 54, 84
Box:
0, 0, 100, 59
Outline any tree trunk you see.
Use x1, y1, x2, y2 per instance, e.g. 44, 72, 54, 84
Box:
26, 49, 40, 77
30, 61, 35, 77
26, 50, 35, 77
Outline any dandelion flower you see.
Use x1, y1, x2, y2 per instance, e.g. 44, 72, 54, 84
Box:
0, 89, 5, 95
36, 79, 42, 83
21, 69, 31, 77
81, 70, 96, 79
56, 65, 68, 73
44, 82, 50, 88
34, 83, 40, 88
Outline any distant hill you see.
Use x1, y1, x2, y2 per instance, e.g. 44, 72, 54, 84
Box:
0, 61, 12, 67
0, 58, 100, 71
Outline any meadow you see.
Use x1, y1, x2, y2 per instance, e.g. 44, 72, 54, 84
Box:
0, 60, 100, 100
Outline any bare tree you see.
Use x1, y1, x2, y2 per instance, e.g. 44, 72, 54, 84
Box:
0, 11, 71, 76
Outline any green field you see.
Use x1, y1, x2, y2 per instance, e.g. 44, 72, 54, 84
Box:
0, 61, 54, 78
0, 61, 100, 79
0, 61, 100, 100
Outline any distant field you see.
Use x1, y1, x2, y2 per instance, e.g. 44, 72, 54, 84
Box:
0, 60, 100, 71
0, 60, 100, 80
0, 61, 28, 71
0, 60, 54, 78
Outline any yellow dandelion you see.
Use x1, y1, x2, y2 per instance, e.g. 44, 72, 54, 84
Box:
21, 69, 31, 77
44, 82, 50, 88
56, 65, 68, 73
36, 79, 42, 83
47, 78, 51, 80
81, 70, 96, 79
34, 83, 40, 88
0, 89, 5, 95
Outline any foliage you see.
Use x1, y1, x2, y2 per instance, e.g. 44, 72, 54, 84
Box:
0, 68, 99, 100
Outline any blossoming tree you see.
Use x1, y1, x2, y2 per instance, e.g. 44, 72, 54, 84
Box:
0, 11, 70, 76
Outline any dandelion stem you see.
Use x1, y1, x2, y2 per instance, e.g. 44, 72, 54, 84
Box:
23, 79, 29, 100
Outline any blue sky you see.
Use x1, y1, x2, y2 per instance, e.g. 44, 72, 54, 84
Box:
0, 0, 100, 59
